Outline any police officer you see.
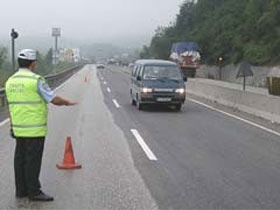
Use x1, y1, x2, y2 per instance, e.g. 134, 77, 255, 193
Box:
5, 49, 77, 201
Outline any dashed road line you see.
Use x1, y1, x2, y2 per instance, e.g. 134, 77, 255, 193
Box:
107, 87, 111, 93
103, 81, 107, 85
130, 129, 158, 161
112, 99, 120, 108
187, 97, 280, 137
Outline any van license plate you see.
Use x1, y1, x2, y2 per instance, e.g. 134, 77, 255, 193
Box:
157, 98, 171, 102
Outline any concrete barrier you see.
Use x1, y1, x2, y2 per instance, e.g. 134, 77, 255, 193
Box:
186, 78, 280, 124
196, 64, 276, 88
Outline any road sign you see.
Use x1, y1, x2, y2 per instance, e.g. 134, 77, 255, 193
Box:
236, 62, 253, 78
236, 61, 254, 91
52, 28, 61, 37
11, 29, 19, 71
11, 29, 19, 39
52, 28, 61, 65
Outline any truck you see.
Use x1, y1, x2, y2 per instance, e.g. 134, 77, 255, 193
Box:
170, 42, 201, 78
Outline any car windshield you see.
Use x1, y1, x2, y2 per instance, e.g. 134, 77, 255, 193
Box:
143, 66, 182, 80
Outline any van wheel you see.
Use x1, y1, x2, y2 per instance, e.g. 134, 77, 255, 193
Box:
175, 104, 182, 111
130, 90, 136, 106
131, 98, 136, 106
136, 99, 143, 110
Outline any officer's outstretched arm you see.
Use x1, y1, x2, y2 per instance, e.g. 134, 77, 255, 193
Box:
51, 96, 77, 106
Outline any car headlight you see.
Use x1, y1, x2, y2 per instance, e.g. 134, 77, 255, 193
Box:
175, 88, 185, 94
142, 88, 153, 93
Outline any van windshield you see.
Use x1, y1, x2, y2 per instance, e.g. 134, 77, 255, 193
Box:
143, 66, 182, 80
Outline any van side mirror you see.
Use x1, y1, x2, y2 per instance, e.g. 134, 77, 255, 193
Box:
137, 76, 141, 81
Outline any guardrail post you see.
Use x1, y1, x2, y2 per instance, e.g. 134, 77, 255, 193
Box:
1, 96, 6, 107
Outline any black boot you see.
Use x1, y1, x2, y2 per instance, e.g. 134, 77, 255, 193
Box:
16, 192, 28, 198
29, 191, 54, 201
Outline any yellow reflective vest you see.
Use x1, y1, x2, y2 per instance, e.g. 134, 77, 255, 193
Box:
5, 70, 48, 137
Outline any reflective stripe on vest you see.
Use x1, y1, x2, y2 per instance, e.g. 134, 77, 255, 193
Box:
5, 70, 48, 137
8, 101, 42, 105
11, 75, 38, 80
12, 123, 47, 128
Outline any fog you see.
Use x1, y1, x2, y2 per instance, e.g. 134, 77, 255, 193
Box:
0, 0, 184, 49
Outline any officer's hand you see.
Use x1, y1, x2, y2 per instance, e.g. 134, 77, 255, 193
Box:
66, 101, 78, 106
51, 96, 78, 106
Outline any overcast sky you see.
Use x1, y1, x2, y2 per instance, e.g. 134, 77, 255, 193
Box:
0, 0, 184, 47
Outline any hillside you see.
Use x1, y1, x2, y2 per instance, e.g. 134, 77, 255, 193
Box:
141, 0, 280, 66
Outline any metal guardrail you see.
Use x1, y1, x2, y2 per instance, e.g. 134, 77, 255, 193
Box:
0, 64, 84, 108
0, 88, 5, 108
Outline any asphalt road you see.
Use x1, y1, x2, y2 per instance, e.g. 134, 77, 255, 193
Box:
0, 65, 157, 210
98, 65, 280, 209
1, 64, 280, 209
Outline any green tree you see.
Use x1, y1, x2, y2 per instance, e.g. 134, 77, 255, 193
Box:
0, 47, 7, 68
36, 52, 51, 76
142, 0, 280, 65
140, 45, 151, 59
45, 48, 53, 66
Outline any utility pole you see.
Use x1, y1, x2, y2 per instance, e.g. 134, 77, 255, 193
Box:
54, 34, 59, 65
243, 75, 246, 91
52, 28, 61, 65
218, 56, 224, 80
10, 29, 19, 71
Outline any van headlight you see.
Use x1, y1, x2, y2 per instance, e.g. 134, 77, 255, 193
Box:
142, 88, 153, 93
175, 88, 185, 94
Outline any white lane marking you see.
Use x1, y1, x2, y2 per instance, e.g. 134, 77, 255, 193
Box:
112, 99, 120, 108
131, 129, 158, 161
187, 97, 280, 137
0, 118, 10, 128
100, 77, 104, 80
103, 81, 107, 85
107, 87, 111, 93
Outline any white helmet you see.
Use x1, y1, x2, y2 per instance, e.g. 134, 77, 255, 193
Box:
18, 49, 37, 61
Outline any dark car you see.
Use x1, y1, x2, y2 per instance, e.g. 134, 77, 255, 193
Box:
96, 64, 105, 69
130, 59, 187, 111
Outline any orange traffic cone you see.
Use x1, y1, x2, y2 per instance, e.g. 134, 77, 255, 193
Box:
56, 137, 82, 169
84, 76, 88, 83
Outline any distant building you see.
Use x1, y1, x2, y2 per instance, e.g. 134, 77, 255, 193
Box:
58, 48, 81, 63
72, 48, 81, 63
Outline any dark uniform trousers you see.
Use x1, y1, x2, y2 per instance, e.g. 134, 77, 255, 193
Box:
14, 137, 45, 196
